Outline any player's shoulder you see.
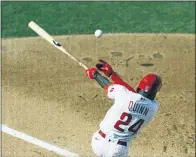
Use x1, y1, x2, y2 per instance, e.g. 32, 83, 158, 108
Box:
151, 100, 159, 111
138, 95, 159, 110
106, 84, 129, 93
152, 99, 159, 106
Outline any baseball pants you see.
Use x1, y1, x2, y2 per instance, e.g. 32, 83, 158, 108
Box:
91, 130, 129, 157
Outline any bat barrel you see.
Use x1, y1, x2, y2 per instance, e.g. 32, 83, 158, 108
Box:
28, 21, 88, 70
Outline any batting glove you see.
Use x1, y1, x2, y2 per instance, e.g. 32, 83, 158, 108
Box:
86, 68, 98, 79
96, 60, 114, 77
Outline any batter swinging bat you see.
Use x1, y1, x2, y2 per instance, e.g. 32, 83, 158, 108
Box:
28, 21, 88, 70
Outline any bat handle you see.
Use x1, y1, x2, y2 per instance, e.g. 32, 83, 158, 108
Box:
79, 62, 88, 70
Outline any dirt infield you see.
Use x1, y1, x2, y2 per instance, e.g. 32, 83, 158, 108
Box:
2, 33, 195, 157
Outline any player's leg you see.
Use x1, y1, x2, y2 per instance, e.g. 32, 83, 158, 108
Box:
103, 141, 117, 157
103, 141, 129, 157
91, 131, 106, 156
113, 144, 129, 157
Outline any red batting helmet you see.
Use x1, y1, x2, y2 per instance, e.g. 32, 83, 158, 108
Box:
136, 73, 162, 100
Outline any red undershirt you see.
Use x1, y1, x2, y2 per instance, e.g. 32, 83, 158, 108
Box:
110, 73, 136, 93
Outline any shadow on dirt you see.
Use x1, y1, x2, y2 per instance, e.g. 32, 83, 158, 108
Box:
140, 63, 154, 67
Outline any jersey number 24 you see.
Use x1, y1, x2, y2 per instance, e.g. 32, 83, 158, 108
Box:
114, 112, 144, 134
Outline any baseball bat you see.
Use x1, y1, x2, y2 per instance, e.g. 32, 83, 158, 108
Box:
28, 21, 88, 70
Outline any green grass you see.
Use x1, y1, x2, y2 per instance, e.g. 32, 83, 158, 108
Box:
1, 2, 195, 37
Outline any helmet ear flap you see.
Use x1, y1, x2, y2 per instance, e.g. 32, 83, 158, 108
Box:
157, 78, 162, 92
152, 75, 162, 92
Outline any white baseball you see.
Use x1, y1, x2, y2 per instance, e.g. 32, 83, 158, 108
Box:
95, 29, 103, 38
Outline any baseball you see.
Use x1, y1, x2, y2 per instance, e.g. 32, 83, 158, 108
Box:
95, 29, 103, 38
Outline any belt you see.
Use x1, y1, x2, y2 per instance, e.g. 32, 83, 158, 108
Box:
98, 130, 127, 146
98, 130, 106, 138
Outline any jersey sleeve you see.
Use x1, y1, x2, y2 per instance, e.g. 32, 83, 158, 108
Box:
104, 84, 126, 99
110, 73, 136, 93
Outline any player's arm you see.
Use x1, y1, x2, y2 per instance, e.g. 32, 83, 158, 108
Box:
86, 68, 111, 88
96, 60, 136, 92
86, 68, 127, 99
110, 72, 135, 92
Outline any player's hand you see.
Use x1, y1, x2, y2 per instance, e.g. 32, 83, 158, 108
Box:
96, 60, 114, 77
86, 68, 97, 79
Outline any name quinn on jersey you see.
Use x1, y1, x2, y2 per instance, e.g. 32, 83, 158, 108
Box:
128, 101, 149, 116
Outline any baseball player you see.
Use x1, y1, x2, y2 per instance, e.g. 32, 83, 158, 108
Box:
85, 60, 162, 157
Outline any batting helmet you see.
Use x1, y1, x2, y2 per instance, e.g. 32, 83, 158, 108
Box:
136, 73, 162, 100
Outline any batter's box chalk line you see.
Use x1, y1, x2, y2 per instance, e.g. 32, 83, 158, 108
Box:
1, 124, 80, 157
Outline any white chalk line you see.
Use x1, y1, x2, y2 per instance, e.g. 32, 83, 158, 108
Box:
2, 124, 80, 157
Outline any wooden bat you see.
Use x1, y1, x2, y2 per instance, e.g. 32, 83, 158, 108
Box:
28, 21, 88, 70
